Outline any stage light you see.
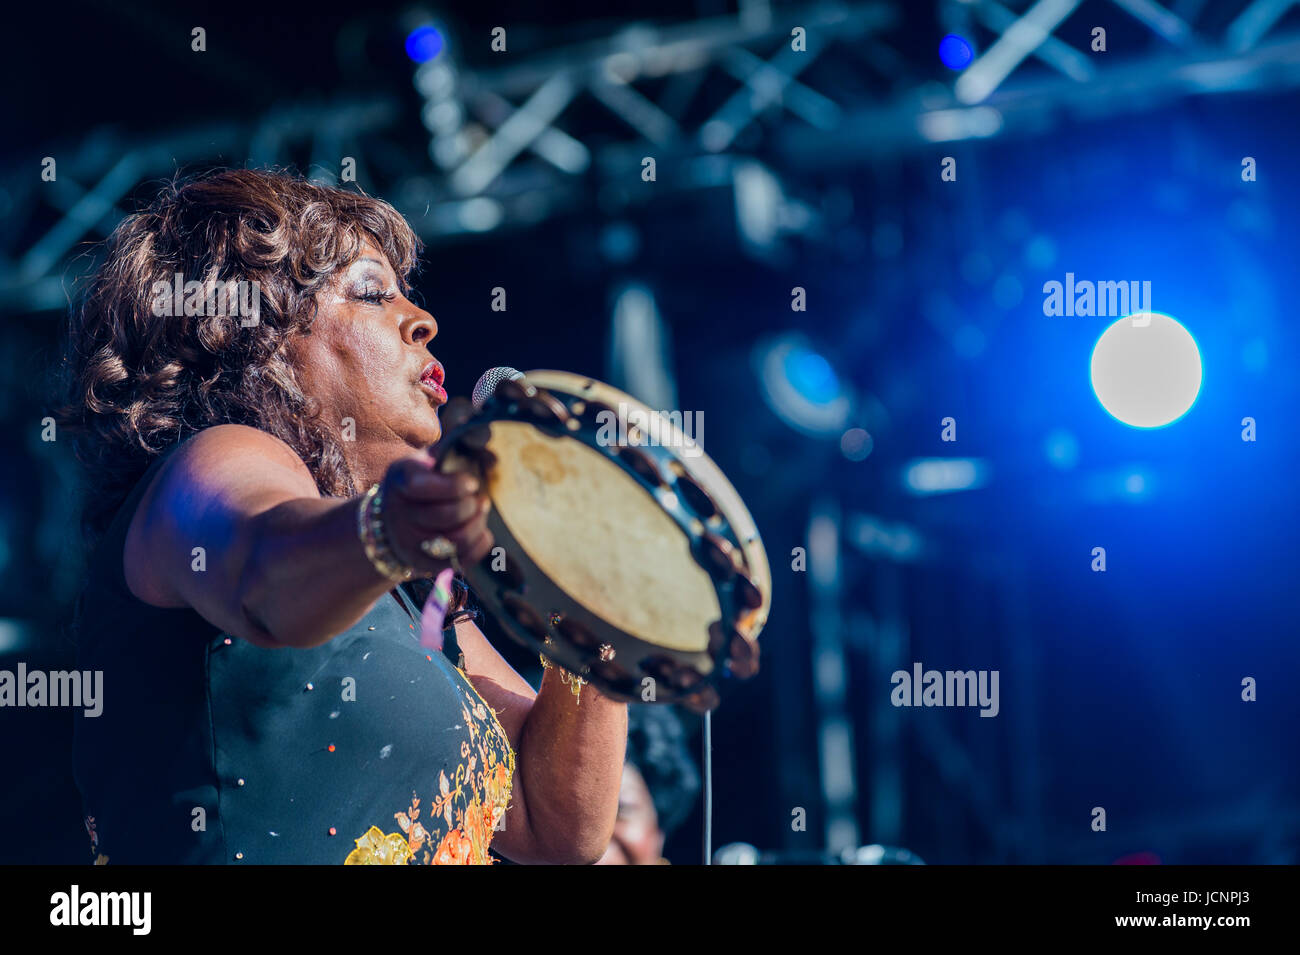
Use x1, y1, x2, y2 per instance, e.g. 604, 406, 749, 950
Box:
939, 34, 973, 70
405, 25, 444, 63
786, 349, 839, 403
902, 458, 989, 496
754, 334, 852, 438
1090, 313, 1201, 429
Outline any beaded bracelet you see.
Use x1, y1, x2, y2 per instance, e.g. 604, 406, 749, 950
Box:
357, 483, 416, 584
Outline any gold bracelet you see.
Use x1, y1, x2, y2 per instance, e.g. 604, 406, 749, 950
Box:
539, 650, 586, 705
357, 483, 416, 584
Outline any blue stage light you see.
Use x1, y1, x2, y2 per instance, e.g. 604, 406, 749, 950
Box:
405, 25, 444, 63
754, 334, 853, 438
783, 349, 840, 404
939, 34, 973, 71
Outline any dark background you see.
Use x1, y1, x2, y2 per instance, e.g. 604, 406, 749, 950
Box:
2, 0, 1299, 864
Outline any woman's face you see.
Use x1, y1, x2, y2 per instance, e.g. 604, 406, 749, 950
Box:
291, 240, 447, 475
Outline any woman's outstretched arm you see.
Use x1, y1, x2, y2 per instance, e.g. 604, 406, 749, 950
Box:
122, 423, 489, 649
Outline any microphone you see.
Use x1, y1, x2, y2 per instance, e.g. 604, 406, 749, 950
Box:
471, 366, 525, 410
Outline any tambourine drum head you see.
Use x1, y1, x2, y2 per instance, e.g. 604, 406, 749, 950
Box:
444, 370, 771, 700
486, 421, 719, 654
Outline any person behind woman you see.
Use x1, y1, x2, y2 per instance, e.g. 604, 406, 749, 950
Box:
57, 167, 631, 864
596, 706, 701, 865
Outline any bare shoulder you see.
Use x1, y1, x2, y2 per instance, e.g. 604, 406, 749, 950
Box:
123, 425, 318, 606
159, 424, 317, 491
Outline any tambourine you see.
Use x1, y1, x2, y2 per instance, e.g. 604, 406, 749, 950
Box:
433, 370, 771, 704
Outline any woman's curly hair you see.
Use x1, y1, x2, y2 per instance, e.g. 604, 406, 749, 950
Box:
56, 167, 422, 540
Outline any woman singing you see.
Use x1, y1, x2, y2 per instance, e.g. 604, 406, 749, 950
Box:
57, 168, 632, 864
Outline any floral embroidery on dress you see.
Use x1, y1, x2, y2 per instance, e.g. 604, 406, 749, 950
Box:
394, 793, 432, 856
348, 683, 515, 865
345, 826, 413, 865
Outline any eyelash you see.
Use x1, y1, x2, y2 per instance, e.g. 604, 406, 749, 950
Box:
356, 287, 397, 305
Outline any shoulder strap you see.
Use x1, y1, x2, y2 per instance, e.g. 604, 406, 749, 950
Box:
395, 580, 461, 668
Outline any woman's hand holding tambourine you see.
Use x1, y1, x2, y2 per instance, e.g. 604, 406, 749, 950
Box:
380, 449, 495, 575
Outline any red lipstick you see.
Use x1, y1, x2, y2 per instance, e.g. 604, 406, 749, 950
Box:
419, 359, 447, 404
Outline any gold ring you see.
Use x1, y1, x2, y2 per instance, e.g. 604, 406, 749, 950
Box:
420, 536, 458, 560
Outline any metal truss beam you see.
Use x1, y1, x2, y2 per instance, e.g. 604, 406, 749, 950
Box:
7, 1, 1300, 311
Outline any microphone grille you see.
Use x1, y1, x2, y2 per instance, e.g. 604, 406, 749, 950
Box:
472, 366, 524, 409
